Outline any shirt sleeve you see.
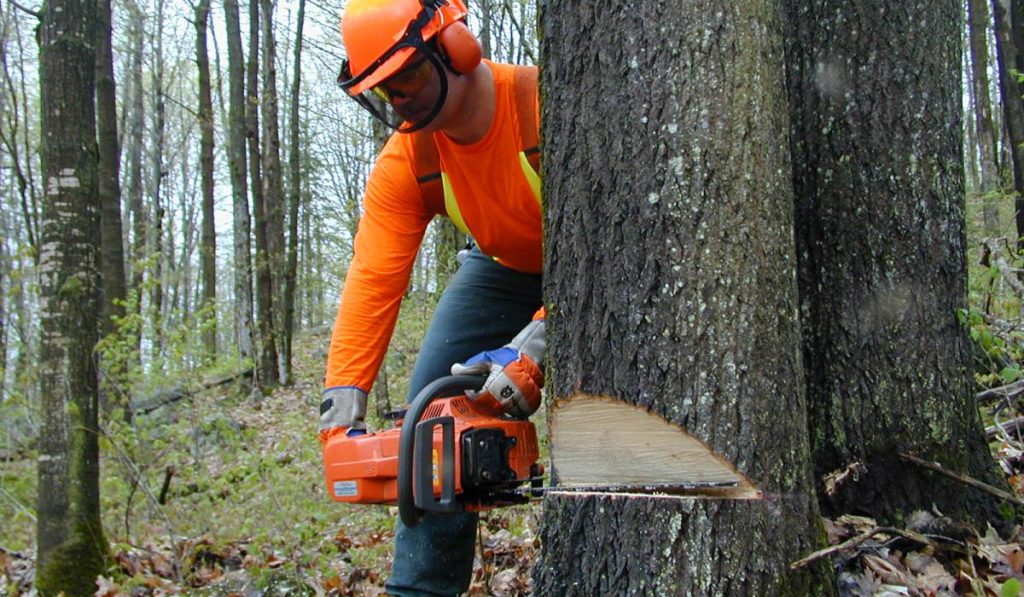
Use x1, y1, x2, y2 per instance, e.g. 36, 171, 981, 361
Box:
325, 136, 433, 391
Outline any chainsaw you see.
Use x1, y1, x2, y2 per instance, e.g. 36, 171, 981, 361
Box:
322, 375, 543, 528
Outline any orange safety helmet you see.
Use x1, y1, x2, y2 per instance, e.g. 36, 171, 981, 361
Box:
337, 0, 482, 132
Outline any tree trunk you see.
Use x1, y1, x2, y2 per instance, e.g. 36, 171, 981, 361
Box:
149, 0, 167, 367
196, 0, 217, 360
478, 0, 492, 59
223, 0, 254, 363
282, 0, 305, 386
965, 48, 982, 196
0, 16, 40, 260
95, 0, 126, 339
533, 3, 831, 594
248, 0, 277, 388
786, 0, 1009, 526
374, 360, 390, 418
969, 0, 1003, 232
993, 0, 1024, 243
126, 7, 145, 302
260, 0, 285, 378
434, 220, 463, 293
35, 0, 109, 591
0, 233, 7, 397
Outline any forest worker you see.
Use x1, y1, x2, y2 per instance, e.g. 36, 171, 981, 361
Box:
318, 0, 544, 594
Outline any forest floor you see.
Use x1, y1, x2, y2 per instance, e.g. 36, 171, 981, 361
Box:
2, 328, 538, 596
4, 326, 1024, 595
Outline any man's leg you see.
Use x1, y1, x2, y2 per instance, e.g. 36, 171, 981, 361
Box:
385, 249, 542, 597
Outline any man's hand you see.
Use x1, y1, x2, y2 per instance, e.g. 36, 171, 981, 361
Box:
451, 317, 545, 419
318, 386, 368, 443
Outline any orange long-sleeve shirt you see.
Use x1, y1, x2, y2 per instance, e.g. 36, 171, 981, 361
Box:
325, 61, 540, 392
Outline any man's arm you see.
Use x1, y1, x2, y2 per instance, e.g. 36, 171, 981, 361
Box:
321, 138, 432, 440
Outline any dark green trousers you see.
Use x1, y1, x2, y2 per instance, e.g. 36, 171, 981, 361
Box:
385, 248, 542, 597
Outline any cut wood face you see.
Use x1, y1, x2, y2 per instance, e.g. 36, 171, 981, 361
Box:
549, 394, 761, 499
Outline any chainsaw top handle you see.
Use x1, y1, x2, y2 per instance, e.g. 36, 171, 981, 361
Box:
397, 374, 485, 528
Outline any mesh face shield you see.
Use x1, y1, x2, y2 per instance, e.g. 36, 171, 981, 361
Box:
338, 5, 449, 134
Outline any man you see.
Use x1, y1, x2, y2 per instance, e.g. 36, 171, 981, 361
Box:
319, 0, 545, 594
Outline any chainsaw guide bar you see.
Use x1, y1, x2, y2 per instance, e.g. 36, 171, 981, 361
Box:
511, 479, 750, 499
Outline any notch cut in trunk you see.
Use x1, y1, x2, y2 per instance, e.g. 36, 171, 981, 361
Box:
549, 394, 760, 499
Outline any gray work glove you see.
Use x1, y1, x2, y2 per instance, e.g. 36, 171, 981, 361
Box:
318, 386, 368, 442
451, 318, 545, 419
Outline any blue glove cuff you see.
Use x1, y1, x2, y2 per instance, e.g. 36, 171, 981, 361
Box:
465, 347, 518, 367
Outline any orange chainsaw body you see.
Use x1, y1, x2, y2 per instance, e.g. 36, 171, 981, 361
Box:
322, 392, 539, 511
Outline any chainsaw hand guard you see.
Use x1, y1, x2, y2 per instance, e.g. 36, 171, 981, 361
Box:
398, 375, 486, 528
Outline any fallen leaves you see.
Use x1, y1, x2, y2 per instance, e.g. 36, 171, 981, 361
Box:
466, 512, 537, 597
805, 512, 1024, 597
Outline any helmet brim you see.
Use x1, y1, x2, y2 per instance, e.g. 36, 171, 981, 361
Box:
344, 45, 419, 96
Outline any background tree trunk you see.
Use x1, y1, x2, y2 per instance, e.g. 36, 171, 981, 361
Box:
533, 2, 831, 594
992, 0, 1024, 243
477, 0, 492, 59
968, 0, 1003, 234
95, 0, 125, 340
283, 0, 305, 386
223, 0, 254, 364
0, 4, 40, 260
126, 5, 145, 301
0, 229, 6, 394
785, 0, 1008, 525
196, 0, 217, 360
35, 0, 109, 591
433, 219, 462, 294
248, 0, 277, 389
259, 0, 285, 357
149, 0, 167, 368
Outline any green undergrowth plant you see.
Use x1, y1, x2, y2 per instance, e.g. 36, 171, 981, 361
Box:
964, 191, 1024, 388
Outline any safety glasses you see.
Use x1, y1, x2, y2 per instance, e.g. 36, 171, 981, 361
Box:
371, 58, 433, 103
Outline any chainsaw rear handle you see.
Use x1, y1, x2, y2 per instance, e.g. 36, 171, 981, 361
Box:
398, 375, 485, 528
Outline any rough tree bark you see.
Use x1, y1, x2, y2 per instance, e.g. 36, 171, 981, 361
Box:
224, 0, 254, 362
95, 0, 125, 338
35, 0, 109, 591
283, 0, 305, 385
785, 0, 1010, 525
533, 3, 832, 594
196, 0, 217, 359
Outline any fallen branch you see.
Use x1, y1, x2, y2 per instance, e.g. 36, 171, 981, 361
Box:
134, 368, 254, 415
898, 453, 1024, 508
976, 379, 1024, 405
790, 526, 935, 570
989, 242, 1024, 297
986, 416, 1024, 440
0, 545, 31, 560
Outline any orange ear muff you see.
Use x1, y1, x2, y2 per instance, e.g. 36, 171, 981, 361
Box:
437, 21, 482, 74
